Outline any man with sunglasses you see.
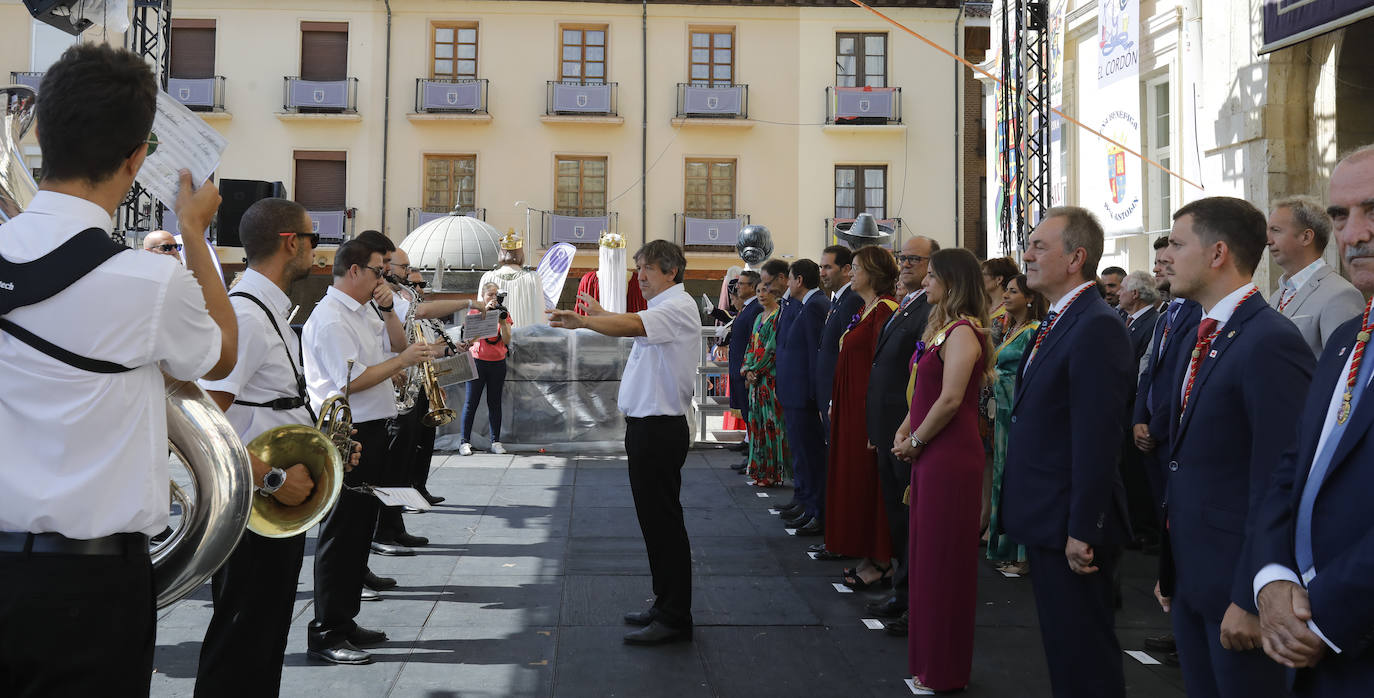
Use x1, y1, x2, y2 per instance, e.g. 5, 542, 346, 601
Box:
142, 229, 182, 259
195, 198, 335, 693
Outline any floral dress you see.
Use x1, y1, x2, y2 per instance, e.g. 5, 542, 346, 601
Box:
986, 320, 1039, 562
743, 306, 789, 486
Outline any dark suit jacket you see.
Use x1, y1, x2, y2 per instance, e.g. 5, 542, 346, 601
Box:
1164, 293, 1313, 620
1126, 306, 1159, 366
1251, 315, 1374, 656
865, 292, 932, 445
1003, 290, 1134, 549
776, 290, 831, 409
816, 286, 865, 414
1133, 300, 1203, 445
728, 298, 765, 411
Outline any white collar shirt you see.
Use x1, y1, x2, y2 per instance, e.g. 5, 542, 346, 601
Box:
304, 286, 398, 423
618, 284, 701, 418
1281, 258, 1327, 297
741, 295, 758, 309
1179, 282, 1257, 402
1050, 280, 1099, 316
1128, 304, 1152, 326
831, 282, 852, 303
802, 287, 820, 304
199, 268, 312, 443
0, 191, 221, 537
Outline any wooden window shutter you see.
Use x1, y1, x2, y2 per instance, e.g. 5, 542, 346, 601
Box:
301, 26, 348, 81
294, 153, 347, 210
169, 24, 215, 79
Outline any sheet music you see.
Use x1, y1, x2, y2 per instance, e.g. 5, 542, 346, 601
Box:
370, 487, 431, 510
134, 90, 228, 213
462, 312, 502, 341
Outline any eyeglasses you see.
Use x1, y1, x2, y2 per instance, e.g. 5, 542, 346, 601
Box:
152, 243, 182, 253
390, 263, 412, 274
128, 131, 159, 158
896, 254, 929, 265
279, 231, 320, 249
363, 265, 386, 278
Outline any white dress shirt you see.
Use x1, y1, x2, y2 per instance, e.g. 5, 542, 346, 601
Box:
1277, 258, 1327, 308
304, 286, 398, 423
199, 268, 312, 443
618, 284, 701, 418
1049, 280, 1099, 316
1178, 282, 1257, 403
1127, 304, 1152, 328
802, 287, 821, 304
831, 282, 852, 303
0, 191, 221, 538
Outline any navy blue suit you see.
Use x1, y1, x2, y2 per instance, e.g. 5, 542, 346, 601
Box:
728, 297, 765, 421
1250, 314, 1374, 697
1133, 300, 1203, 517
816, 286, 864, 437
776, 289, 831, 519
1003, 289, 1134, 698
1164, 292, 1312, 698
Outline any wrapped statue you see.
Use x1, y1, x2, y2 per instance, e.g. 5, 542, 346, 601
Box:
479, 229, 546, 328
596, 230, 627, 314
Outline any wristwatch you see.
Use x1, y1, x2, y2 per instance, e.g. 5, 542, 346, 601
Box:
377, 303, 394, 312
259, 467, 287, 496
909, 433, 928, 449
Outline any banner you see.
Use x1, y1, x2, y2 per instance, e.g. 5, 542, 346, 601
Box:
536, 243, 576, 310
1089, 0, 1143, 235
1261, 0, 1374, 54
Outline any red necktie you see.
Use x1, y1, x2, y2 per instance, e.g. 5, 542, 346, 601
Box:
1180, 318, 1220, 416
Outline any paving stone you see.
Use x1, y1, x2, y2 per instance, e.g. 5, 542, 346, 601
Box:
552, 626, 713, 698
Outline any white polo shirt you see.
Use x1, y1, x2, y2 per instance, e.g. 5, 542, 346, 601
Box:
303, 285, 398, 423
200, 268, 312, 443
618, 283, 701, 418
0, 191, 221, 538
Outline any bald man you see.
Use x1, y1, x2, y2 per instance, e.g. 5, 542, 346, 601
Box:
143, 230, 181, 261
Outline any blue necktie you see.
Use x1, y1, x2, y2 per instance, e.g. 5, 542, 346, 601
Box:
1294, 347, 1374, 576
1147, 302, 1182, 406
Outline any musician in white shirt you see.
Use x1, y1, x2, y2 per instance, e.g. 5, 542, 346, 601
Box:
0, 44, 235, 694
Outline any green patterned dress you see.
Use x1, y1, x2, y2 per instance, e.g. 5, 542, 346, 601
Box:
743, 306, 790, 486
986, 320, 1038, 562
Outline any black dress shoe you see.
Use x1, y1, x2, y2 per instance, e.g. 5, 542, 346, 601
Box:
360, 588, 381, 602
307, 642, 372, 665
866, 596, 906, 619
363, 569, 397, 591
370, 541, 416, 556
421, 491, 446, 505
731, 462, 747, 472
392, 532, 429, 547
796, 518, 824, 536
348, 626, 388, 647
780, 503, 804, 517
783, 512, 811, 528
1164, 651, 1180, 666
1143, 633, 1176, 652
623, 621, 693, 645
624, 609, 656, 626
807, 543, 829, 553
884, 614, 908, 637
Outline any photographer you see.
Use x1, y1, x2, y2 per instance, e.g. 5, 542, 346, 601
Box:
459, 282, 512, 456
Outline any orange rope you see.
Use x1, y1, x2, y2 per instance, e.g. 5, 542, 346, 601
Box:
847, 0, 1205, 192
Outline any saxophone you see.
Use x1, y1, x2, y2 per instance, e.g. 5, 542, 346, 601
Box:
393, 283, 421, 414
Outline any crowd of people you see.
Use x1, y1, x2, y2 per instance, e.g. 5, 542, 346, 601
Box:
716, 149, 1374, 695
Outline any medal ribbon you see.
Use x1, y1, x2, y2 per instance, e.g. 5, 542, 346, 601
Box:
1025, 283, 1094, 367
1336, 298, 1374, 425
1179, 287, 1259, 419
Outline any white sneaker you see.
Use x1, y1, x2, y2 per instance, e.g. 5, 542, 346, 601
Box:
459, 443, 472, 456
490, 442, 507, 455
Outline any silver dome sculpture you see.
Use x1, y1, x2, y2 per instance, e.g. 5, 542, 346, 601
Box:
834, 212, 894, 249
736, 224, 773, 266
399, 209, 502, 271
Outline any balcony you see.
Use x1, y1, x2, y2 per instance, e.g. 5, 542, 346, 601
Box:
406, 207, 485, 232
10, 72, 43, 93
411, 78, 490, 122
542, 81, 621, 124
825, 86, 902, 126
825, 216, 905, 248
674, 214, 749, 250
168, 76, 226, 114
281, 77, 359, 119
675, 83, 749, 121
308, 208, 356, 245
538, 210, 620, 246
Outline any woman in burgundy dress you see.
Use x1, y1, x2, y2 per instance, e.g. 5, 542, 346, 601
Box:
824, 246, 901, 588
893, 248, 991, 692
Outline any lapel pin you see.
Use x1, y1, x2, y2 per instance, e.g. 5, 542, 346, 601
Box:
1340, 347, 1348, 356
1209, 349, 1218, 358
1227, 330, 1236, 338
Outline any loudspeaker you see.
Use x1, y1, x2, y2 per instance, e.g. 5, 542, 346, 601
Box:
215, 179, 286, 247
23, 1, 91, 36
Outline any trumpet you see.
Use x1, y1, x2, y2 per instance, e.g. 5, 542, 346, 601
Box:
415, 320, 457, 427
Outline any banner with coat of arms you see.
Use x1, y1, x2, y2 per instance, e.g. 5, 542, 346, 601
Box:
1084, 0, 1143, 235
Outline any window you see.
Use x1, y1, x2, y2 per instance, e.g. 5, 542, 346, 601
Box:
432, 24, 477, 80
689, 29, 733, 87
423, 155, 476, 212
169, 19, 215, 79
294, 151, 347, 210
834, 165, 886, 219
554, 156, 607, 216
560, 26, 606, 84
1145, 77, 1171, 230
836, 33, 886, 87
301, 22, 348, 81
684, 159, 736, 218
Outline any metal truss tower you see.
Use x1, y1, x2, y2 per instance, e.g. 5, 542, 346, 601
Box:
113, 0, 171, 244
997, 0, 1050, 253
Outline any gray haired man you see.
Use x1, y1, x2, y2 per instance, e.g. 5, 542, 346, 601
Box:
1267, 195, 1365, 356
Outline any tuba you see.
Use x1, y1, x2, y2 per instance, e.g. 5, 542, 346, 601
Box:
2, 84, 39, 222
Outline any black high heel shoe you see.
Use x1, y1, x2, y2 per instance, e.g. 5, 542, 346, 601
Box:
841, 564, 892, 591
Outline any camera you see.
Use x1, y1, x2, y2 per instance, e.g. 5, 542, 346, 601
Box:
491, 291, 510, 321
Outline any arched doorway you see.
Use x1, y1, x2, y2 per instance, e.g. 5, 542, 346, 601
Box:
1336, 17, 1374, 156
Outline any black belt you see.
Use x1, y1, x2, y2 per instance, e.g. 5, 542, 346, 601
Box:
234, 396, 307, 410
0, 531, 149, 556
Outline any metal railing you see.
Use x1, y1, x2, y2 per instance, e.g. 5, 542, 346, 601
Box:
674, 213, 750, 248
308, 207, 356, 244
406, 207, 485, 232
415, 77, 488, 113
824, 216, 905, 248
283, 77, 359, 113
545, 81, 618, 116
168, 76, 226, 112
537, 209, 619, 246
825, 86, 902, 124
675, 83, 748, 119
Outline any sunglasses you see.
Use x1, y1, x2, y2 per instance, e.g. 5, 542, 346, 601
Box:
279, 231, 320, 249
363, 265, 386, 278
152, 243, 182, 253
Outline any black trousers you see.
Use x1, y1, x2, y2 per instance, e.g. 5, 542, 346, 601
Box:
624, 414, 693, 628
875, 446, 912, 601
0, 538, 153, 696
412, 390, 438, 493
376, 409, 418, 542
1025, 543, 1126, 698
309, 419, 386, 649
195, 531, 306, 697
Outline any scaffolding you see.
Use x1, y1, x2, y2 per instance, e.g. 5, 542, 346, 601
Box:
113, 0, 171, 245
996, 0, 1050, 253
